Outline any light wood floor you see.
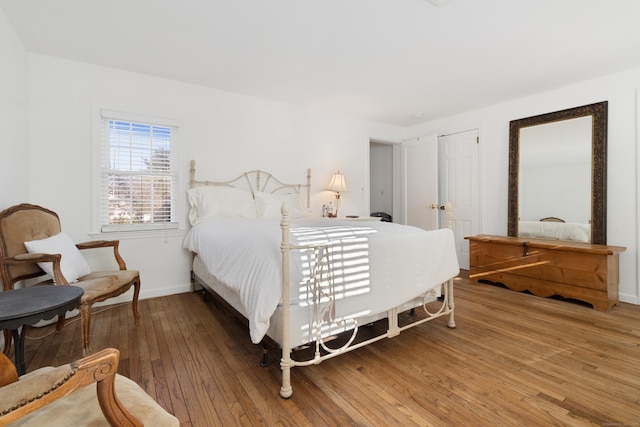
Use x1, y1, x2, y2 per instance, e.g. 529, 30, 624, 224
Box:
18, 272, 640, 426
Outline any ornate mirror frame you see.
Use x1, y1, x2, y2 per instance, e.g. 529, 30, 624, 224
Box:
508, 101, 608, 245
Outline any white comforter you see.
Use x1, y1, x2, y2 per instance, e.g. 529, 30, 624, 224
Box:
183, 218, 459, 343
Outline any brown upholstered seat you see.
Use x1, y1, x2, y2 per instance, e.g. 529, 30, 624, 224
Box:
0, 348, 179, 426
0, 203, 141, 355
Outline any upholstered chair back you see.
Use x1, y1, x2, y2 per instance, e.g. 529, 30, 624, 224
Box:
0, 204, 61, 289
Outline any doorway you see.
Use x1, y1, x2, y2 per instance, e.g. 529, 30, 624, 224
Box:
369, 141, 394, 221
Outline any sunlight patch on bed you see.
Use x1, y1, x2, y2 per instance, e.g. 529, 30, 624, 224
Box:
290, 225, 377, 340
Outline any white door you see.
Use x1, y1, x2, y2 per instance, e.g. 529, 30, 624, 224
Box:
402, 135, 438, 230
438, 129, 480, 270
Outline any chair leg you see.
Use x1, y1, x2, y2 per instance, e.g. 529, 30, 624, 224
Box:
80, 303, 92, 355
131, 277, 141, 325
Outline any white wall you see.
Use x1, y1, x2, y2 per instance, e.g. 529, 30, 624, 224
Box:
0, 8, 28, 209
403, 68, 640, 304
26, 53, 404, 301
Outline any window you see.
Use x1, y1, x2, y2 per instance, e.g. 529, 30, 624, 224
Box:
96, 109, 181, 233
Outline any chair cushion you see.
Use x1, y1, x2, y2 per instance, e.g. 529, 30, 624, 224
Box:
6, 369, 179, 426
0, 352, 18, 387
24, 232, 91, 283
76, 270, 139, 302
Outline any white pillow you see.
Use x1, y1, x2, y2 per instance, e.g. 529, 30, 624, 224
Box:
254, 192, 311, 218
188, 186, 257, 225
24, 232, 92, 284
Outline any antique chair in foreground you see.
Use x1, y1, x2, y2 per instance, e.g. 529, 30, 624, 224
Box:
0, 347, 179, 426
0, 203, 141, 355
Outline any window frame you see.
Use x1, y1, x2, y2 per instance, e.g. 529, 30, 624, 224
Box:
92, 105, 185, 237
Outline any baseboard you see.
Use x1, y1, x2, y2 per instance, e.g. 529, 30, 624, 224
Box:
619, 292, 639, 305
94, 282, 193, 306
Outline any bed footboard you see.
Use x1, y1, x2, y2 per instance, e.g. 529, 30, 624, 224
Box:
278, 205, 456, 399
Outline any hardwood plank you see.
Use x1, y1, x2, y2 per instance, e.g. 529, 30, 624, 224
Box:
156, 295, 224, 426
149, 297, 191, 425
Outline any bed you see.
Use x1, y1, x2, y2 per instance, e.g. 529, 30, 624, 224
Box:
183, 160, 460, 398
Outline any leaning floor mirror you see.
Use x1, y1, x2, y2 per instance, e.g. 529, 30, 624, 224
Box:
508, 101, 608, 245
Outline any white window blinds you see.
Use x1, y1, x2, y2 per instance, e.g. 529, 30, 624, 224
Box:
99, 111, 180, 232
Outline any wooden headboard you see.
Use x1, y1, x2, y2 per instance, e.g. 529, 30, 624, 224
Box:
189, 160, 312, 209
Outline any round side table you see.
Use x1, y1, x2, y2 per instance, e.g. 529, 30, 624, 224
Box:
0, 285, 84, 375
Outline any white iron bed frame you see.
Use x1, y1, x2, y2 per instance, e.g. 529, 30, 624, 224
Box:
188, 160, 457, 398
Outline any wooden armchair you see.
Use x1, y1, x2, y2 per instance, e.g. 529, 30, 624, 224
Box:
0, 203, 141, 355
0, 348, 179, 426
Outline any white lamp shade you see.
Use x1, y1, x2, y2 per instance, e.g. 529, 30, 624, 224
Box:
327, 172, 348, 193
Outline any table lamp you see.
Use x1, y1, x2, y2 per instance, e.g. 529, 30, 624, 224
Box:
326, 171, 348, 217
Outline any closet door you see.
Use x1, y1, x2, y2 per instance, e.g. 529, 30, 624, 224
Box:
402, 134, 438, 230
438, 129, 480, 270
402, 130, 480, 270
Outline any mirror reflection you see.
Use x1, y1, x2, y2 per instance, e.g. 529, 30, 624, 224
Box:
518, 116, 592, 242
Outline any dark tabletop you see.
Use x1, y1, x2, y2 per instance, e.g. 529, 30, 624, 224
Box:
0, 286, 84, 329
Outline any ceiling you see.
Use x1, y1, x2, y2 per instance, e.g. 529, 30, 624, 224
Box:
2, 0, 640, 127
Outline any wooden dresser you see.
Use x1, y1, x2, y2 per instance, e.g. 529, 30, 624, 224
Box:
465, 234, 626, 311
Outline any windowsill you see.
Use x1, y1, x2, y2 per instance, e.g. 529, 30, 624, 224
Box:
88, 228, 188, 241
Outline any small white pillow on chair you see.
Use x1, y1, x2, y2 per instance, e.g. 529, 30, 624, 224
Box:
24, 232, 91, 283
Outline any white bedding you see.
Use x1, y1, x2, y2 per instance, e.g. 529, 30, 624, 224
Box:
519, 221, 591, 242
183, 218, 459, 344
